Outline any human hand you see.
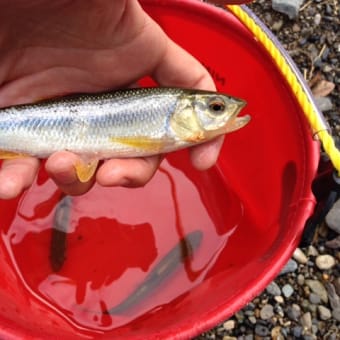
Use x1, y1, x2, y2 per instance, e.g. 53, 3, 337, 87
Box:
0, 0, 223, 199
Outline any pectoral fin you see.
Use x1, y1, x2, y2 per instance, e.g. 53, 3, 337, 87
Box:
74, 159, 99, 183
110, 136, 166, 153
0, 150, 30, 159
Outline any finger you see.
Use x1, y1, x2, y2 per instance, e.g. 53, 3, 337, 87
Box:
45, 151, 95, 196
152, 39, 216, 91
189, 136, 225, 170
96, 155, 161, 188
0, 157, 40, 199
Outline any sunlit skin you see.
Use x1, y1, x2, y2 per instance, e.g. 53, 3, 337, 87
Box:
0, 0, 232, 199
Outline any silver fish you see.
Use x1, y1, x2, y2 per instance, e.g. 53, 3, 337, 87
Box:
0, 88, 249, 181
104, 230, 203, 315
49, 195, 73, 272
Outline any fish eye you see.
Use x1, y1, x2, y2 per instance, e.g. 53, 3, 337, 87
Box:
208, 98, 226, 115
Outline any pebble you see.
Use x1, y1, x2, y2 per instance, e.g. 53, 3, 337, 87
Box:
300, 312, 312, 332
302, 335, 317, 340
254, 324, 270, 337
282, 284, 294, 298
242, 335, 253, 340
292, 23, 300, 32
266, 281, 281, 296
305, 280, 328, 303
248, 316, 257, 324
272, 19, 284, 31
292, 326, 303, 337
275, 296, 284, 304
317, 306, 332, 320
272, 0, 303, 19
309, 293, 321, 305
260, 304, 274, 320
325, 282, 340, 310
314, 96, 334, 112
332, 308, 340, 322
306, 245, 318, 257
325, 198, 340, 233
333, 278, 340, 296
223, 320, 236, 331
325, 235, 340, 249
297, 274, 305, 285
286, 304, 301, 321
314, 13, 322, 26
271, 326, 284, 339
293, 248, 308, 264
315, 254, 336, 270
279, 259, 298, 275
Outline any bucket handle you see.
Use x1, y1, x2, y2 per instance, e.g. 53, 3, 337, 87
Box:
226, 4, 340, 176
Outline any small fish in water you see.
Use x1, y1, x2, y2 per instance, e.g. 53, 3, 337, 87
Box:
49, 195, 73, 272
103, 230, 203, 315
0, 88, 250, 182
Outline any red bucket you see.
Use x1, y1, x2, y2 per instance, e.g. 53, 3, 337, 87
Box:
0, 1, 320, 339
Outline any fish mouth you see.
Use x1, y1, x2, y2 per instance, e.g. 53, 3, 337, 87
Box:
231, 98, 247, 117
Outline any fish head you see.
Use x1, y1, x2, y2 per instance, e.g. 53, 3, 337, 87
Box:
171, 90, 250, 143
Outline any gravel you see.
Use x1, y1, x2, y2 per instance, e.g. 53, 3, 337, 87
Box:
196, 0, 339, 338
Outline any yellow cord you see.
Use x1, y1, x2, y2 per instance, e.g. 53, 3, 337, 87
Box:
226, 5, 340, 175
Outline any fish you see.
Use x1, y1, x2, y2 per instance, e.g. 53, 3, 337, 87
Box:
103, 230, 203, 315
0, 87, 250, 182
49, 195, 73, 272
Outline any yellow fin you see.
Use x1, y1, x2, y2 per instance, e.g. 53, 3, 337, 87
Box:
74, 159, 98, 183
0, 150, 30, 159
110, 137, 166, 153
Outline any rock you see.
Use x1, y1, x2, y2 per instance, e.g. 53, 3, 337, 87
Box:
248, 316, 257, 324
305, 280, 328, 303
292, 326, 303, 337
255, 324, 270, 337
272, 19, 284, 31
317, 305, 332, 320
332, 308, 340, 322
315, 254, 336, 270
271, 326, 284, 339
300, 312, 312, 332
309, 293, 321, 305
286, 304, 301, 321
275, 296, 284, 304
266, 282, 281, 296
223, 320, 236, 331
314, 96, 334, 112
274, 304, 284, 317
293, 248, 308, 264
334, 277, 340, 296
314, 13, 321, 26
260, 304, 274, 320
272, 0, 304, 19
325, 235, 340, 249
325, 282, 340, 310
279, 259, 298, 275
292, 23, 300, 32
325, 198, 340, 233
282, 284, 294, 298
306, 245, 318, 257
243, 335, 254, 340
297, 274, 305, 285
302, 335, 317, 340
